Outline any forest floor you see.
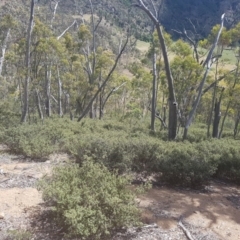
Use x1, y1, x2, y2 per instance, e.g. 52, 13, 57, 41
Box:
0, 145, 240, 240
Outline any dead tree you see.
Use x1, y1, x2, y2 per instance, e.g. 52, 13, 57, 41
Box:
133, 0, 178, 140
172, 19, 201, 63
183, 14, 225, 139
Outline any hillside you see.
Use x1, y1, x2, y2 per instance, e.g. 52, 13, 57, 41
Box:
58, 0, 240, 38
160, 0, 240, 36
1, 0, 240, 39
57, 0, 240, 37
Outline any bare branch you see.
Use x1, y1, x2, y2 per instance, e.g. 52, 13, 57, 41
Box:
186, 18, 197, 34
94, 16, 103, 32
102, 82, 126, 110
202, 69, 236, 95
57, 20, 77, 40
51, 94, 58, 103
50, 0, 59, 28
148, 0, 157, 17
203, 14, 225, 68
178, 217, 195, 240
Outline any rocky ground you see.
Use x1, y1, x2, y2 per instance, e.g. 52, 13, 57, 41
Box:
0, 145, 240, 240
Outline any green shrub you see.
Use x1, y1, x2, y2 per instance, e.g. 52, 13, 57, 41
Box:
3, 117, 240, 187
38, 161, 140, 239
184, 127, 208, 143
216, 141, 240, 183
158, 142, 217, 187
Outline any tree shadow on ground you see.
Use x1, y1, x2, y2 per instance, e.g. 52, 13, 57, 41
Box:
138, 180, 240, 239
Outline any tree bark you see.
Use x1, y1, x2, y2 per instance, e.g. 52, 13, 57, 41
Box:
35, 89, 43, 120
21, 0, 35, 123
218, 100, 230, 138
57, 66, 63, 117
207, 59, 219, 137
207, 83, 217, 137
151, 52, 157, 132
212, 101, 221, 138
234, 110, 240, 138
45, 63, 52, 117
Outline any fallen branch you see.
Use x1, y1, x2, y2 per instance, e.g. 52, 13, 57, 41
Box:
178, 217, 195, 240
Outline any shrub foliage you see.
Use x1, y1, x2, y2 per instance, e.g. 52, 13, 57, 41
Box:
38, 161, 140, 239
2, 117, 240, 186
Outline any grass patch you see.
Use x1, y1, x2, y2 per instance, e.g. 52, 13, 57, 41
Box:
136, 40, 150, 52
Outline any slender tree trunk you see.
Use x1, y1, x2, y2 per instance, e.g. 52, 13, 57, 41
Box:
207, 83, 217, 137
212, 87, 224, 138
234, 110, 240, 138
151, 52, 157, 132
35, 89, 43, 120
212, 99, 221, 138
218, 100, 231, 138
64, 92, 70, 115
50, 0, 59, 28
0, 29, 10, 76
89, 102, 94, 118
45, 64, 52, 117
207, 59, 219, 137
21, 0, 35, 123
99, 83, 103, 119
57, 66, 63, 117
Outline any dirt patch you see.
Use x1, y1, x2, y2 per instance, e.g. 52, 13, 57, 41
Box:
138, 183, 240, 240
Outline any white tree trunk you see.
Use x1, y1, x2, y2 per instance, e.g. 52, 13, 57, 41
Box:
0, 29, 10, 76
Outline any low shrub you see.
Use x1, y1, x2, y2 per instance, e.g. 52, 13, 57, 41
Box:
2, 117, 240, 187
216, 141, 240, 183
158, 142, 217, 187
38, 160, 140, 239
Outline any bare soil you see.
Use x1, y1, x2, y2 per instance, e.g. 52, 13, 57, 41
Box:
0, 145, 240, 240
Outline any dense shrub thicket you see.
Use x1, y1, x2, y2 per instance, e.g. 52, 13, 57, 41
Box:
2, 117, 240, 186
38, 161, 141, 239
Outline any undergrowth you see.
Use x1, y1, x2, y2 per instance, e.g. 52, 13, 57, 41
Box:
1, 117, 240, 186
38, 160, 141, 239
